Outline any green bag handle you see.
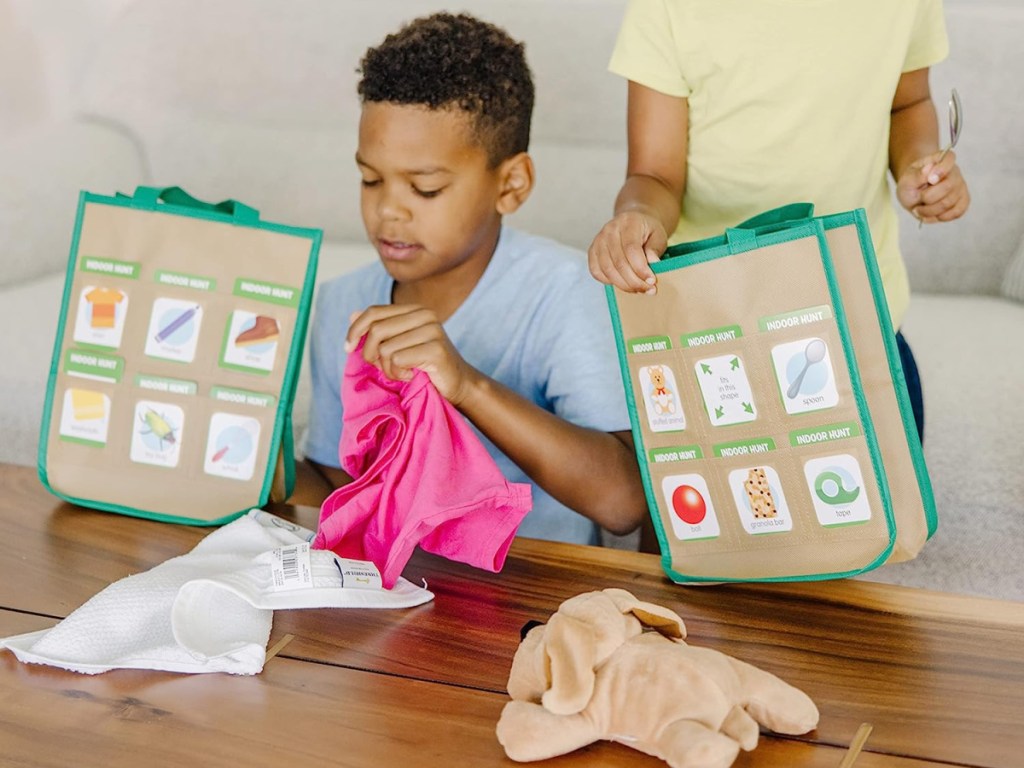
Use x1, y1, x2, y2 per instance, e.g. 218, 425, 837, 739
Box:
725, 202, 815, 246
120, 185, 260, 225
665, 203, 817, 258
734, 202, 815, 231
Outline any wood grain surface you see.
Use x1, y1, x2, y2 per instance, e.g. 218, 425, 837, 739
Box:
3, 464, 1022, 768
0, 608, 972, 768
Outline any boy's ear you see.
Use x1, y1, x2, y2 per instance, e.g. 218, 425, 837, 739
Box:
495, 152, 535, 215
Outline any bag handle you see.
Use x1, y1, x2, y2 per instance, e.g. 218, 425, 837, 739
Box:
664, 202, 817, 258
734, 202, 814, 231
723, 202, 816, 248
121, 185, 260, 225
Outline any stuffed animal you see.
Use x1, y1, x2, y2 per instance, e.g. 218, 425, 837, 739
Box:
496, 588, 819, 768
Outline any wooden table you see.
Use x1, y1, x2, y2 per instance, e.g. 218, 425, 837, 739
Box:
2, 463, 1022, 767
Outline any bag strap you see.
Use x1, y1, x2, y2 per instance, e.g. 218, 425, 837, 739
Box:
735, 202, 815, 230
119, 185, 260, 225
723, 202, 817, 249
666, 203, 817, 259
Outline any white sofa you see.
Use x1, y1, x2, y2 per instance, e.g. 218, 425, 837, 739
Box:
2, 0, 1022, 600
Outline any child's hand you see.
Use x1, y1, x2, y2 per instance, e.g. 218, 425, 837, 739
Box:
588, 211, 667, 294
896, 149, 971, 224
345, 304, 477, 404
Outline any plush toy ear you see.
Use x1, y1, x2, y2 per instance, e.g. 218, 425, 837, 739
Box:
539, 612, 599, 716
603, 588, 687, 639
506, 623, 550, 703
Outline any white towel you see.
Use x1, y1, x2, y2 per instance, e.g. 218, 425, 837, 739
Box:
0, 510, 433, 675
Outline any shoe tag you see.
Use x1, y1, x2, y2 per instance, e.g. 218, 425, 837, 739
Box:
333, 556, 383, 590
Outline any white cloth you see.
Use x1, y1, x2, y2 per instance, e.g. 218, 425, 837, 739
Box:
0, 510, 433, 675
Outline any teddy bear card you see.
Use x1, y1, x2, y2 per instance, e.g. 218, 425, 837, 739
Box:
606, 205, 936, 583
38, 186, 320, 525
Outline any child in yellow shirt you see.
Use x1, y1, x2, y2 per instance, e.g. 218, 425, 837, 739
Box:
589, 0, 970, 440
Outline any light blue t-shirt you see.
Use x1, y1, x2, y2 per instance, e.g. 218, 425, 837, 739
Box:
304, 226, 630, 545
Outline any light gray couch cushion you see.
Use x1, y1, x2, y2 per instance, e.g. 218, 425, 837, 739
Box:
900, 2, 1024, 297
859, 293, 1024, 600
1001, 234, 1024, 303
74, 0, 628, 253
0, 1, 47, 134
0, 119, 144, 288
0, 271, 64, 465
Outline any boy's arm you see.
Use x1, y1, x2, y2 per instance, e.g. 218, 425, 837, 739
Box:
890, 68, 970, 223
349, 304, 648, 535
454, 373, 647, 535
589, 81, 688, 294
289, 458, 353, 507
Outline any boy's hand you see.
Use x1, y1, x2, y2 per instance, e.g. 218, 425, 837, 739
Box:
588, 211, 667, 294
896, 149, 970, 224
345, 304, 478, 405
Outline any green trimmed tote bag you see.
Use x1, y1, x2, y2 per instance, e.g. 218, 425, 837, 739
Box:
606, 203, 936, 583
38, 186, 321, 525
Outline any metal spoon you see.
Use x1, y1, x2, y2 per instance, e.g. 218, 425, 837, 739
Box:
938, 87, 963, 163
918, 87, 962, 228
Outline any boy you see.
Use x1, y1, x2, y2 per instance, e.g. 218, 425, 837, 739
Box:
302, 12, 647, 545
588, 0, 970, 441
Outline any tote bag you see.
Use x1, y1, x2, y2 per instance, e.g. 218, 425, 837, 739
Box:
607, 204, 935, 583
38, 186, 321, 524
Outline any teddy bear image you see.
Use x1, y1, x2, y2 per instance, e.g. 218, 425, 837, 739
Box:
496, 588, 819, 768
647, 365, 677, 415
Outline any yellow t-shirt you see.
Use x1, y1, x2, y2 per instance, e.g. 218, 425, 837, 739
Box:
609, 0, 948, 327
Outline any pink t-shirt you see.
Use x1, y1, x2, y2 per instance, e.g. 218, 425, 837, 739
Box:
313, 346, 532, 588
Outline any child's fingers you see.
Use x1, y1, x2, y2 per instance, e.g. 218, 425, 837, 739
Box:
608, 255, 656, 294
589, 214, 665, 294
346, 305, 435, 359
923, 149, 958, 186
933, 183, 971, 222
375, 330, 466, 399
906, 149, 948, 193
362, 312, 438, 367
590, 241, 652, 293
903, 157, 932, 191
917, 174, 956, 208
916, 191, 966, 223
916, 167, 968, 222
345, 304, 404, 350
587, 238, 615, 285
346, 303, 422, 345
612, 240, 658, 293
374, 326, 441, 382
344, 308, 372, 352
936, 193, 970, 222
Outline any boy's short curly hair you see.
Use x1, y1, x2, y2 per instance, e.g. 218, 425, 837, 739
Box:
358, 12, 534, 167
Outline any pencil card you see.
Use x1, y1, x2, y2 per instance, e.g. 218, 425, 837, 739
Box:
145, 298, 204, 362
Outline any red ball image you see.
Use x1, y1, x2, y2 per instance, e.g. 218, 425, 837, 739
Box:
671, 484, 707, 525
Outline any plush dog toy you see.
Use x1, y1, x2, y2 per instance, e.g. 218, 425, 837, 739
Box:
496, 588, 819, 768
